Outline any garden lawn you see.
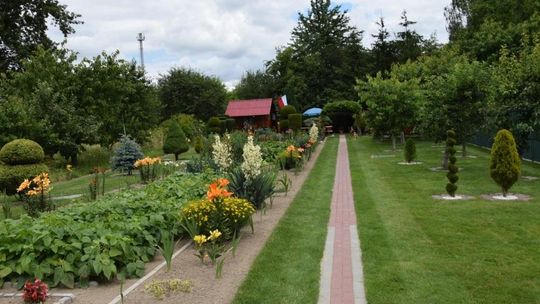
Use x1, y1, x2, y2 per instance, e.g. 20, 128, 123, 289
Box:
233, 137, 339, 304
348, 137, 540, 304
49, 171, 139, 197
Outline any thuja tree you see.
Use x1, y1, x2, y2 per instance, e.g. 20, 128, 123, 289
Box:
163, 121, 189, 161
490, 129, 521, 197
404, 138, 416, 163
446, 130, 459, 197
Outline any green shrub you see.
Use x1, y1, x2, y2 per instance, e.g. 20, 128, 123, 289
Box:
0, 171, 216, 287
279, 105, 296, 119
111, 135, 144, 175
226, 119, 236, 132
404, 139, 417, 163
0, 163, 49, 195
279, 120, 289, 131
288, 114, 302, 131
0, 139, 45, 165
194, 136, 204, 154
445, 130, 459, 197
207, 117, 221, 134
163, 121, 189, 161
490, 129, 521, 196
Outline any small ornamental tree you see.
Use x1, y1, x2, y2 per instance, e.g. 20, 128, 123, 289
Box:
207, 117, 221, 134
445, 130, 459, 197
111, 134, 144, 175
490, 129, 521, 197
163, 121, 189, 161
288, 114, 302, 131
404, 138, 416, 163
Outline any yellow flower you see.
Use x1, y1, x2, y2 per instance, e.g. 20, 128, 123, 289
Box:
286, 145, 296, 152
17, 179, 31, 192
208, 230, 222, 241
193, 235, 207, 246
66, 164, 72, 172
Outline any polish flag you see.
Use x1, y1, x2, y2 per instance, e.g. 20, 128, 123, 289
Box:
277, 95, 288, 108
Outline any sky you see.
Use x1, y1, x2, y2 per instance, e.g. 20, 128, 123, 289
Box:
49, 0, 450, 89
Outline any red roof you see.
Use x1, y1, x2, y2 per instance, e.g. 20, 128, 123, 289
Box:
225, 98, 273, 117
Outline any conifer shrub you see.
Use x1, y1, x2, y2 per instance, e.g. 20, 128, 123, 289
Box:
0, 139, 48, 195
194, 136, 204, 154
226, 119, 236, 132
288, 114, 302, 131
111, 135, 144, 175
445, 130, 459, 197
163, 121, 189, 161
279, 105, 297, 119
404, 138, 416, 163
490, 129, 521, 196
207, 117, 221, 134
279, 120, 289, 131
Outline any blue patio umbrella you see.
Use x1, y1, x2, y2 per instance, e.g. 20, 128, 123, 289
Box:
303, 107, 322, 117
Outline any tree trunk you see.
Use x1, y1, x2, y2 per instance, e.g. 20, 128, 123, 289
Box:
392, 135, 397, 151
400, 131, 405, 144
174, 153, 179, 161
71, 153, 78, 166
441, 149, 449, 170
462, 142, 467, 157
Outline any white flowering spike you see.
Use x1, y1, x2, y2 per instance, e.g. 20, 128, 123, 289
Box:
212, 134, 232, 172
241, 135, 263, 181
309, 123, 319, 143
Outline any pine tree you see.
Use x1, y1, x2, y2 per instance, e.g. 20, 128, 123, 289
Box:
371, 17, 396, 74
163, 121, 189, 161
111, 135, 143, 175
490, 129, 521, 197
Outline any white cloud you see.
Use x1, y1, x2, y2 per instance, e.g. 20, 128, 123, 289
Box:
50, 0, 449, 88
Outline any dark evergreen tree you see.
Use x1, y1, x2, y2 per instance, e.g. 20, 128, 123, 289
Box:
404, 138, 417, 163
163, 121, 189, 161
395, 11, 424, 63
445, 130, 459, 197
371, 17, 396, 74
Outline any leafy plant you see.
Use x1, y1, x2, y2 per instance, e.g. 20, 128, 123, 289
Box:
111, 134, 144, 175
288, 114, 303, 131
228, 167, 276, 209
490, 129, 521, 196
157, 231, 177, 272
144, 279, 192, 300
276, 173, 292, 196
22, 278, 48, 303
404, 138, 417, 163
446, 130, 459, 197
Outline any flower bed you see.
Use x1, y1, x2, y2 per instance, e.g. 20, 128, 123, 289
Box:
0, 171, 216, 289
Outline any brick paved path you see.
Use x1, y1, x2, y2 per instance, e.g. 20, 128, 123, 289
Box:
319, 135, 367, 304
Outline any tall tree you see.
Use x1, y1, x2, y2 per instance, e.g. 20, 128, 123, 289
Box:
234, 70, 276, 100
0, 0, 81, 72
76, 51, 160, 147
371, 17, 396, 74
158, 67, 227, 121
395, 11, 424, 63
1, 46, 99, 163
267, 0, 369, 109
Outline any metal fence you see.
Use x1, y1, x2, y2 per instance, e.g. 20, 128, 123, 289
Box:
469, 132, 540, 163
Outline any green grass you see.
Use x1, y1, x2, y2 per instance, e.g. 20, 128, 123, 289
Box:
233, 138, 339, 304
348, 136, 540, 304
49, 171, 139, 197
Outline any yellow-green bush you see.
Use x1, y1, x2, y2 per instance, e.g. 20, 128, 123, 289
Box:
490, 129, 521, 196
0, 139, 44, 165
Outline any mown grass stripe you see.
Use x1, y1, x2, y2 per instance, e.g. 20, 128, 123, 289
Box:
233, 137, 339, 304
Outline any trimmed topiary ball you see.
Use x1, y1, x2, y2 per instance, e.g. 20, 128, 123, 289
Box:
490, 129, 521, 197
404, 138, 416, 163
0, 139, 45, 165
279, 120, 289, 132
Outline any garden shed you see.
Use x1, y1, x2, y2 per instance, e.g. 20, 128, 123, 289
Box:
225, 98, 277, 129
